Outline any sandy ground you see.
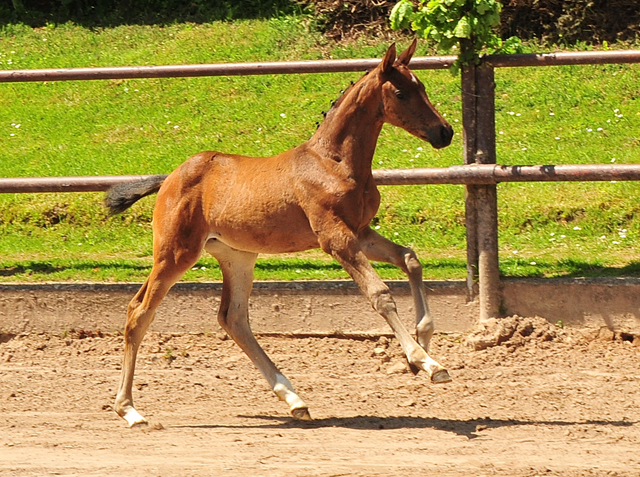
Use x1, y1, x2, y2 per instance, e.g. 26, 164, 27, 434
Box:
1, 317, 639, 477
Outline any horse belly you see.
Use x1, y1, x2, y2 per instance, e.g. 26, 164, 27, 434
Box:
206, 203, 320, 254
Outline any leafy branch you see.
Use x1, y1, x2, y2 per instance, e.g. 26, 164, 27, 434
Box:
390, 0, 522, 73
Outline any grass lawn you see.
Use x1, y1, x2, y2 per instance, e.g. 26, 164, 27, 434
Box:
0, 19, 639, 282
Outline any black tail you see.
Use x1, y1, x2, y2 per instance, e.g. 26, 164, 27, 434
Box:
104, 174, 168, 215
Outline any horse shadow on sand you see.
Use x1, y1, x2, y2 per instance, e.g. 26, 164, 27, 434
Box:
176, 415, 636, 440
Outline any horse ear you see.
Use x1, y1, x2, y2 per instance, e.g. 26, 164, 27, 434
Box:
397, 38, 417, 66
381, 43, 397, 73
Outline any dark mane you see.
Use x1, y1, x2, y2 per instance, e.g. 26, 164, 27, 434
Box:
316, 72, 368, 128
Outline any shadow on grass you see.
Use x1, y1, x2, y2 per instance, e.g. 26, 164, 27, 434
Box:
500, 258, 640, 279
0, 260, 151, 277
1, 257, 639, 280
177, 415, 637, 440
1, 1, 300, 29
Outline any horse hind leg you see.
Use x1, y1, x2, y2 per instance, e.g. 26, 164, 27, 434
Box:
205, 239, 310, 420
114, 251, 201, 427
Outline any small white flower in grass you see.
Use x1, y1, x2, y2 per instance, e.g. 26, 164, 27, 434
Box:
611, 181, 617, 183
573, 226, 581, 230
9, 133, 14, 137
549, 238, 556, 241
612, 241, 620, 245
499, 131, 504, 135
587, 128, 593, 132
550, 232, 555, 236
280, 113, 286, 118
521, 147, 527, 151
555, 137, 560, 140
614, 109, 619, 113
597, 128, 603, 132
200, 267, 206, 270
378, 161, 383, 165
14, 124, 20, 129
295, 269, 302, 273
166, 121, 171, 124
512, 250, 518, 254
173, 125, 179, 129
599, 235, 606, 240
416, 147, 423, 151
549, 112, 555, 116
530, 262, 537, 265
402, 149, 408, 152
394, 232, 399, 236
508, 112, 515, 115
415, 154, 420, 158
516, 113, 521, 117
611, 158, 616, 162
374, 225, 381, 230
561, 235, 566, 238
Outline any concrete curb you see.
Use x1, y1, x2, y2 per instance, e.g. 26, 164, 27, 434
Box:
0, 278, 639, 336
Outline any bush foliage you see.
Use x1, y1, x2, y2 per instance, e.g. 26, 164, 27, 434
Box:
303, 0, 639, 44
3, 1, 638, 44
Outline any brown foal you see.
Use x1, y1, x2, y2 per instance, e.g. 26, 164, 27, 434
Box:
106, 40, 454, 427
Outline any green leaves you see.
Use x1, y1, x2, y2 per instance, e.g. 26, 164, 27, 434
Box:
453, 16, 471, 39
389, 0, 414, 30
390, 0, 522, 74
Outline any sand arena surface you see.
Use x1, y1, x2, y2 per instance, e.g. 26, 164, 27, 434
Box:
1, 317, 639, 476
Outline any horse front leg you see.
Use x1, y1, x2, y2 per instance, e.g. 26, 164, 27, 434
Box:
319, 226, 451, 384
359, 227, 434, 352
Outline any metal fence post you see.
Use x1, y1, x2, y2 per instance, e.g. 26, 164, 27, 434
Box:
460, 43, 501, 320
461, 47, 479, 303
475, 62, 501, 320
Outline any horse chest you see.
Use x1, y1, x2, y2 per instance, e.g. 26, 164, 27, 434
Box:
322, 179, 381, 230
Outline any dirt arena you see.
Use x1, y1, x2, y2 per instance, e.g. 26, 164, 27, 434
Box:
1, 316, 639, 476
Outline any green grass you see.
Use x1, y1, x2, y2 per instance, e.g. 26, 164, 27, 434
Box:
1, 19, 639, 282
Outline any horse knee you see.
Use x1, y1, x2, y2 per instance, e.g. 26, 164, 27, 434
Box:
403, 249, 423, 275
372, 289, 397, 316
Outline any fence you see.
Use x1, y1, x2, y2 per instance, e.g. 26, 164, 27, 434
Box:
2, 49, 640, 320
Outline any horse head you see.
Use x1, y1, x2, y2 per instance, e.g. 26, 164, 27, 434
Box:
377, 40, 454, 149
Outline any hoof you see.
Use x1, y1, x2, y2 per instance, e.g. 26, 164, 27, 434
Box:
291, 407, 312, 421
120, 407, 148, 428
408, 361, 420, 375
431, 368, 452, 384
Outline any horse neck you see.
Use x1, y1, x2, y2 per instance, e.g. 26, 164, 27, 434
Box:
308, 75, 384, 178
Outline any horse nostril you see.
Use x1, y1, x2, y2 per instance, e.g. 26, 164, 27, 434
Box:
441, 124, 454, 145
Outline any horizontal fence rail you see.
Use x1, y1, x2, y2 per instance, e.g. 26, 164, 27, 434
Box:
2, 164, 640, 193
2, 50, 639, 83
0, 56, 455, 82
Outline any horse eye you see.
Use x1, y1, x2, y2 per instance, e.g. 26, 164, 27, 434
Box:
395, 90, 405, 99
